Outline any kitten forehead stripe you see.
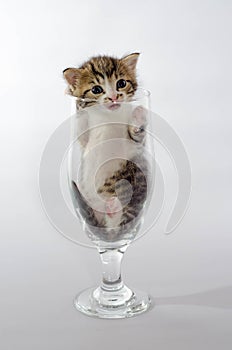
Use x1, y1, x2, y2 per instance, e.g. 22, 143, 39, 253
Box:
111, 59, 117, 77
90, 62, 105, 80
105, 59, 118, 79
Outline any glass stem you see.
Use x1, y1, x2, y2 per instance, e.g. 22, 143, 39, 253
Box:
98, 246, 127, 292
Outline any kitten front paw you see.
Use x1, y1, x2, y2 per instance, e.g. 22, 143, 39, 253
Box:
132, 105, 148, 131
128, 106, 148, 142
105, 196, 122, 218
104, 196, 123, 229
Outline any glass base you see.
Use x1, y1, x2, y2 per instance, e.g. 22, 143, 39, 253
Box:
74, 286, 152, 319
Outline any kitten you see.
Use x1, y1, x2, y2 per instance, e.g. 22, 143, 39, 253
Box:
63, 53, 149, 241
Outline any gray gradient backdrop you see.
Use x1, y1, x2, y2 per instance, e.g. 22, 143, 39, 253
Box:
1, 0, 232, 349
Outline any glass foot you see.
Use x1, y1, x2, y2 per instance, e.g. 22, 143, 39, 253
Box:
74, 286, 152, 319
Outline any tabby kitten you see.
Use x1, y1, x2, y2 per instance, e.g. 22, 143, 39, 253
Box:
63, 53, 148, 240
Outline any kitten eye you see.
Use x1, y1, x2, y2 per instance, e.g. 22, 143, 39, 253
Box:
117, 79, 127, 89
91, 85, 103, 94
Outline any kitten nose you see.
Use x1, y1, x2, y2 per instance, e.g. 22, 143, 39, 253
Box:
110, 94, 118, 102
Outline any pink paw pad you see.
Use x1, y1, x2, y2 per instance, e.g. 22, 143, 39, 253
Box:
105, 197, 122, 218
132, 106, 147, 128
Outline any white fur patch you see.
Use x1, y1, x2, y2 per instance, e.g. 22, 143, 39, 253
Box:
77, 104, 140, 228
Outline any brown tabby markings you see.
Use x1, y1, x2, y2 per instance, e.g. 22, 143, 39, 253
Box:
97, 157, 148, 227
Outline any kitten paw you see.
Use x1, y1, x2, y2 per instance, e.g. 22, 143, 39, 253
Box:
105, 197, 122, 218
128, 106, 148, 142
131, 106, 148, 131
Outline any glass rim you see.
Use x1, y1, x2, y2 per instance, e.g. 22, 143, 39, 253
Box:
67, 87, 151, 103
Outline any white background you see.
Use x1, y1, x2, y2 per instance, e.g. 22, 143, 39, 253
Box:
0, 0, 232, 349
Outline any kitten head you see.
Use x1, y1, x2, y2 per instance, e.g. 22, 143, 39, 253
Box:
63, 53, 139, 108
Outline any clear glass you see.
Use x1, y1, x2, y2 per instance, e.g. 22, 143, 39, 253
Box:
67, 89, 155, 318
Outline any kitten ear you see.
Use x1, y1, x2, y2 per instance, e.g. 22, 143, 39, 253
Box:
121, 53, 140, 71
63, 68, 80, 89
